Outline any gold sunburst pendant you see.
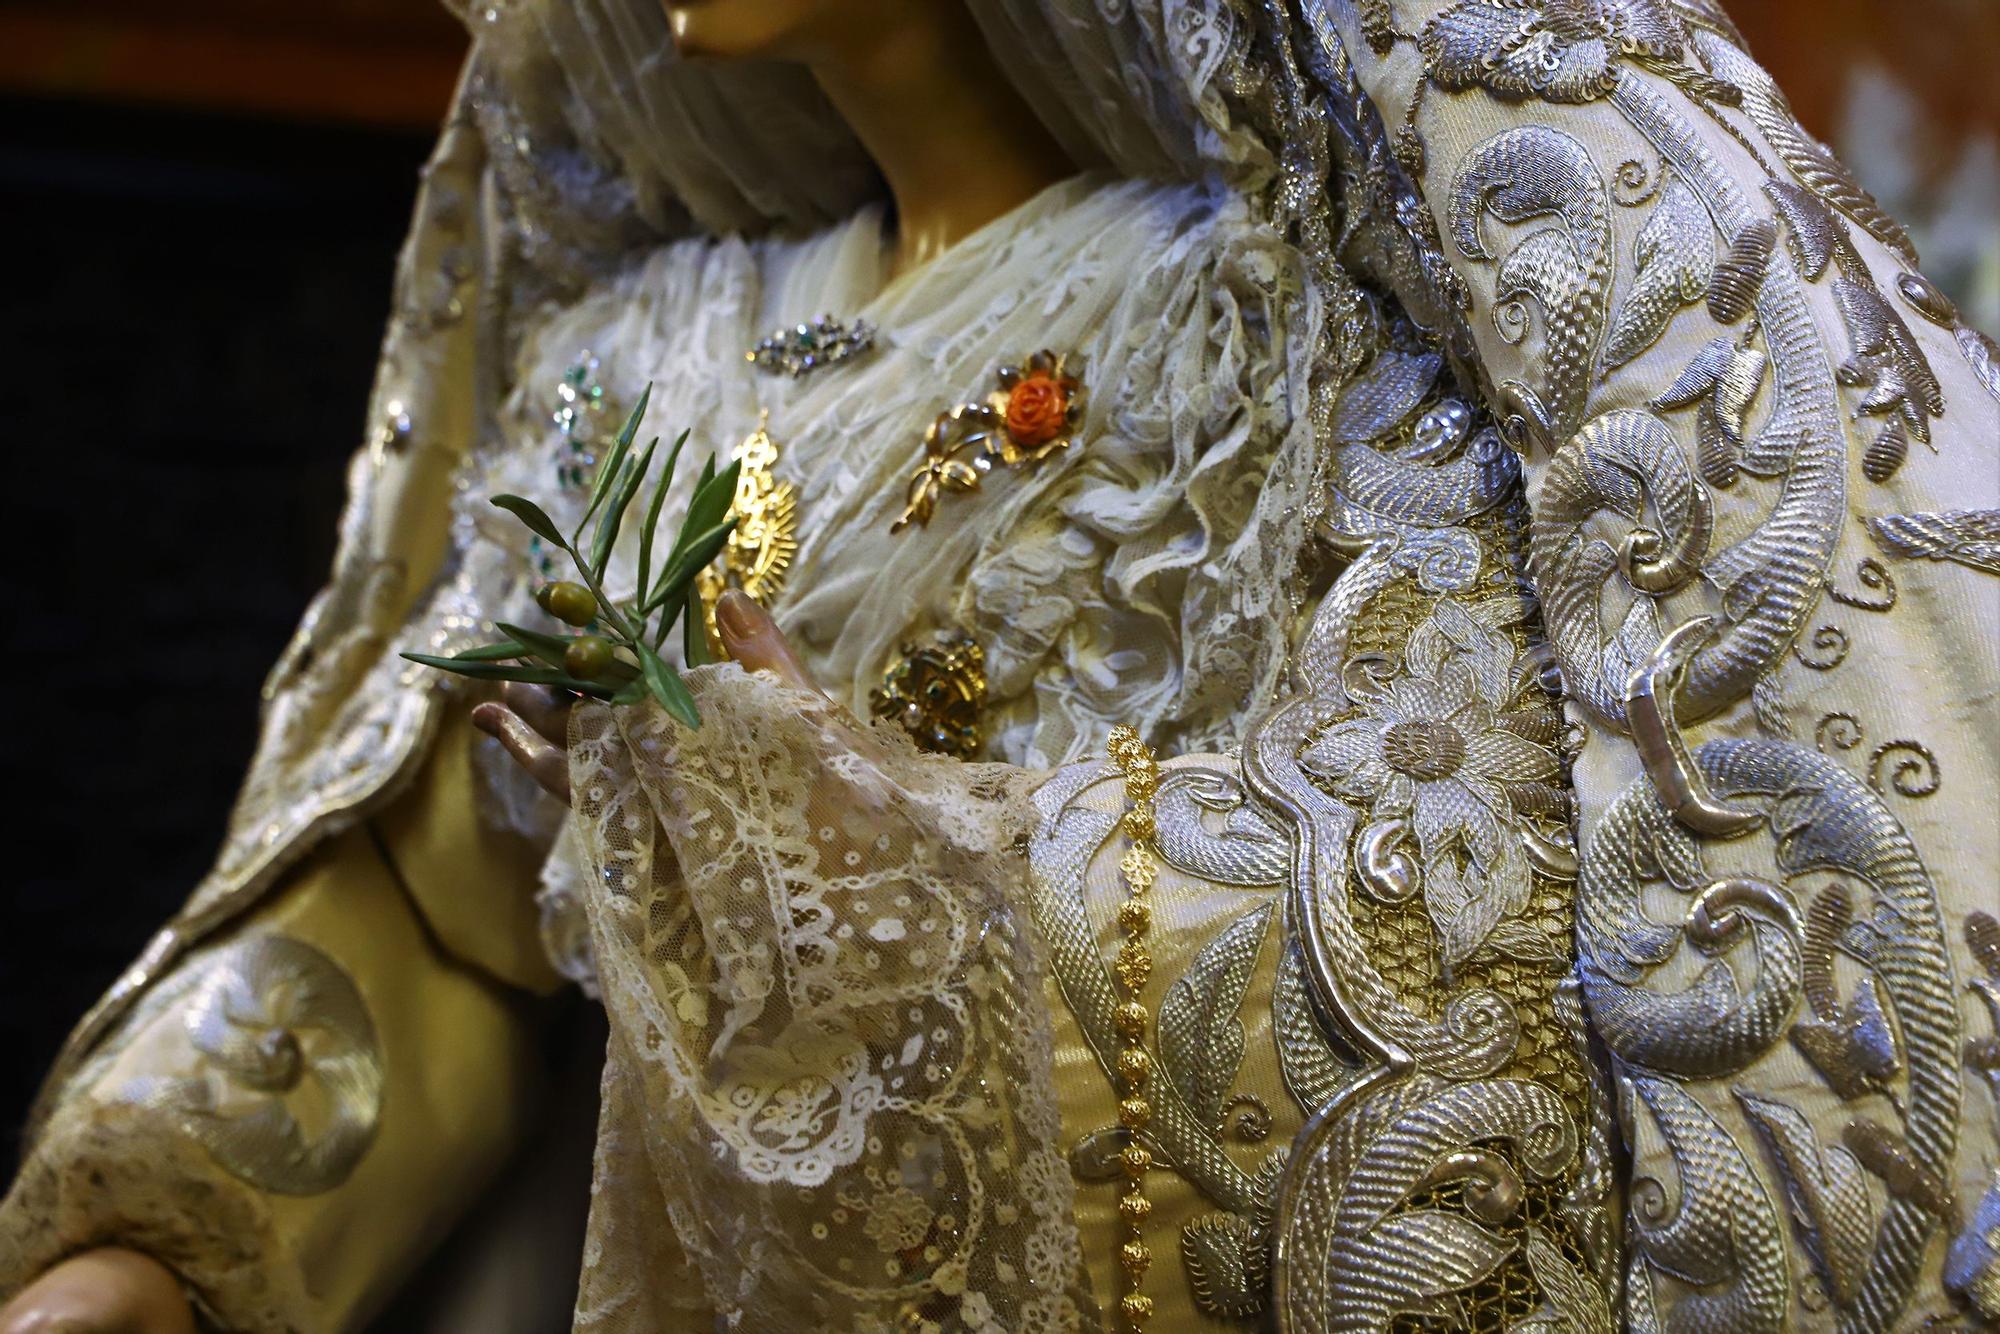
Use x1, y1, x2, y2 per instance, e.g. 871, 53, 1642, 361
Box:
696, 410, 799, 648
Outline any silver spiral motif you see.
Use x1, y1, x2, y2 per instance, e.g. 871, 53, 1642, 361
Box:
133, 934, 382, 1195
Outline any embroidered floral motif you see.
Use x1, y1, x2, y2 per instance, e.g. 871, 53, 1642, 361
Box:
1300, 597, 1563, 969
1417, 0, 1735, 108
862, 1184, 937, 1253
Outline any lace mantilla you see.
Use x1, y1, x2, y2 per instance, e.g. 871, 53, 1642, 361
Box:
568, 665, 1092, 1330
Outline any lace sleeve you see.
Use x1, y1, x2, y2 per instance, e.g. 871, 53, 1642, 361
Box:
566, 665, 1096, 1331
1314, 1, 2000, 1323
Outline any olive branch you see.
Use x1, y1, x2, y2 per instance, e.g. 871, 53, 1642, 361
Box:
400, 384, 738, 728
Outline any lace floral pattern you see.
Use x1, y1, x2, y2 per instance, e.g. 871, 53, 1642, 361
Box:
567, 665, 1091, 1330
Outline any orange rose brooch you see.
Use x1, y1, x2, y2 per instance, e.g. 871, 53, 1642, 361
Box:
893, 350, 1084, 532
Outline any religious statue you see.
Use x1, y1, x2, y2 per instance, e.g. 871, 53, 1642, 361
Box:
4, 0, 1997, 1329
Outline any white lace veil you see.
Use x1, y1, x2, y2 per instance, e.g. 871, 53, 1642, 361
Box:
453, 0, 1284, 270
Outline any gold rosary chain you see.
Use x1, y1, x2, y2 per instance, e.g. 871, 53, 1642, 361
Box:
1105, 724, 1160, 1330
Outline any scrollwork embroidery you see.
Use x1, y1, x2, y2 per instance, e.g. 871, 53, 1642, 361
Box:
1868, 740, 1940, 800
1578, 739, 1962, 1328
1866, 509, 2000, 576
1447, 126, 1610, 449
119, 934, 382, 1196
1823, 557, 1896, 612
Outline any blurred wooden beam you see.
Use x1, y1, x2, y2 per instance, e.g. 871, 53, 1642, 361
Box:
1727, 0, 1998, 145
0, 9, 464, 129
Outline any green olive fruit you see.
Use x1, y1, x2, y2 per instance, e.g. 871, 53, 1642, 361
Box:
537, 581, 598, 627
564, 635, 615, 680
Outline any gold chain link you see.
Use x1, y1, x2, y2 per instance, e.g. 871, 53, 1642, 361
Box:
1105, 724, 1160, 1330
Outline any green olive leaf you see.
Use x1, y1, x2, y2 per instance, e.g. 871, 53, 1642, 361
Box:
589, 446, 647, 576
679, 458, 741, 556
649, 587, 685, 653
637, 642, 700, 728
642, 517, 739, 616
398, 653, 619, 699
635, 428, 691, 626
490, 495, 566, 547
683, 594, 712, 667
614, 381, 653, 451
577, 381, 652, 538
492, 621, 573, 665
450, 640, 532, 663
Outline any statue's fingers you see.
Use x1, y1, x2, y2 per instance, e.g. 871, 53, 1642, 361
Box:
715, 589, 823, 695
501, 680, 572, 745
471, 702, 572, 804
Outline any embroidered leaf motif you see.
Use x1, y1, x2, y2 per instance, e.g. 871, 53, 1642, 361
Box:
1834, 274, 1945, 446
1516, 1225, 1616, 1332
1652, 335, 1767, 487
1968, 911, 2000, 979
1273, 943, 1355, 1112
1181, 1211, 1268, 1319
1789, 886, 1902, 1102
1329, 350, 1443, 443
1448, 127, 1613, 444
1764, 178, 1840, 280
1367, 1209, 1516, 1301
1159, 902, 1274, 1129
1866, 509, 2000, 575
1735, 1090, 1876, 1305
1602, 176, 1712, 372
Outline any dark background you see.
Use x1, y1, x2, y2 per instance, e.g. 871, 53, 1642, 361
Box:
0, 0, 470, 1143
0, 94, 435, 1140
0, 0, 1993, 1321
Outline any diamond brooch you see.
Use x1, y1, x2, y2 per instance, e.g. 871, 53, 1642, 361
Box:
747, 315, 877, 378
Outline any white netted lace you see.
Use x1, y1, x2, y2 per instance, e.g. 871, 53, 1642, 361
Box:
568, 665, 1093, 1330
456, 0, 1271, 249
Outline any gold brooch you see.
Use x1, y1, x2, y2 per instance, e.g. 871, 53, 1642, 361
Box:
696, 410, 799, 648
892, 350, 1084, 532
870, 630, 988, 759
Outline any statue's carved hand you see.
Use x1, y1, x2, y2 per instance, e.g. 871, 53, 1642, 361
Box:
1, 1249, 195, 1334
473, 589, 822, 805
